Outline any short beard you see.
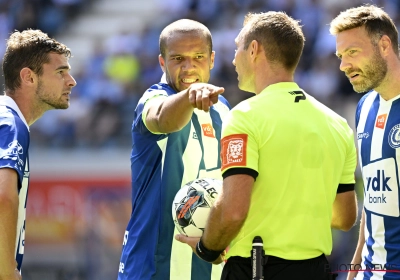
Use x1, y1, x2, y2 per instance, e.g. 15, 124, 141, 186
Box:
351, 48, 388, 93
36, 79, 69, 110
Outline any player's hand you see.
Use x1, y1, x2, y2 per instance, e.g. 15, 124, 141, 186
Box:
175, 234, 226, 265
187, 83, 224, 112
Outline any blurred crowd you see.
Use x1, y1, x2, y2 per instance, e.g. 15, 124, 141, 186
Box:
1, 0, 400, 149
0, 0, 89, 44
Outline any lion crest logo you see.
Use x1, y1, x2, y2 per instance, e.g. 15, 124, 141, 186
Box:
227, 139, 243, 163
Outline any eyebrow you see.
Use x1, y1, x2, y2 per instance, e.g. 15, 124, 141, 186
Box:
56, 65, 71, 71
336, 46, 357, 58
170, 52, 205, 57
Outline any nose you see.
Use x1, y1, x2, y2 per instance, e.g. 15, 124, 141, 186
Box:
232, 58, 236, 66
339, 58, 351, 72
67, 73, 77, 87
182, 58, 195, 71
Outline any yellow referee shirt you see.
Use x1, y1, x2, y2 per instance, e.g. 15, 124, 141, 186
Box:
220, 82, 356, 260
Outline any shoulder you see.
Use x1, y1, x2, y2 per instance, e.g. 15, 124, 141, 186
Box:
0, 104, 30, 149
222, 99, 256, 131
0, 106, 27, 133
137, 83, 175, 107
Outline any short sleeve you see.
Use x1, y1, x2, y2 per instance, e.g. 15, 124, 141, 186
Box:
0, 116, 29, 186
340, 125, 357, 184
133, 89, 168, 135
220, 104, 259, 176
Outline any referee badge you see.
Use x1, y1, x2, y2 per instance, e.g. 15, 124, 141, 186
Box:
221, 134, 247, 171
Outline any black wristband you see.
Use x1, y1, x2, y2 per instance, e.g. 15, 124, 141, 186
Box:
196, 238, 224, 262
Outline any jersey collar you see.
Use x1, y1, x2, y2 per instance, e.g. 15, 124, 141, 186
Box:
260, 82, 300, 94
0, 95, 29, 131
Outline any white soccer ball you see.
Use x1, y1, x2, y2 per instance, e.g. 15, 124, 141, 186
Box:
172, 178, 223, 237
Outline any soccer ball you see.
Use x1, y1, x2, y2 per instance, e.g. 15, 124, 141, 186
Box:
172, 178, 223, 237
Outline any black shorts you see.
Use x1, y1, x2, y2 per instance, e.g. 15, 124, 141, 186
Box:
221, 254, 337, 280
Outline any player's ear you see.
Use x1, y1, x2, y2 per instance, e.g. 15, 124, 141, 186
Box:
379, 35, 391, 57
210, 51, 215, 70
250, 40, 258, 62
20, 67, 36, 86
159, 54, 166, 73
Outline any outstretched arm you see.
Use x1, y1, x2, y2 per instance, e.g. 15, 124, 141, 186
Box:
145, 83, 224, 133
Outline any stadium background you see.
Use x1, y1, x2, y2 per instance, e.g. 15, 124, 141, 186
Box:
1, 0, 397, 279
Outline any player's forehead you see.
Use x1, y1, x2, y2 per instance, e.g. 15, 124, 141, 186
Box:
165, 32, 210, 57
43, 52, 69, 70
235, 25, 249, 47
336, 27, 370, 54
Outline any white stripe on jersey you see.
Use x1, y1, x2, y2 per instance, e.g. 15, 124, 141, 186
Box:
15, 160, 28, 256
181, 117, 202, 186
196, 109, 221, 179
370, 215, 386, 279
157, 137, 168, 177
170, 227, 193, 280
370, 96, 392, 161
357, 91, 377, 167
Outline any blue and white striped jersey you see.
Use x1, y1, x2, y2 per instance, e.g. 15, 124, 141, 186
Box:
118, 82, 230, 280
356, 91, 400, 280
0, 96, 30, 272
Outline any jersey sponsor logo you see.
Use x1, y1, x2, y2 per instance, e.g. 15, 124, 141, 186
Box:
201, 123, 215, 138
357, 132, 370, 140
366, 169, 391, 204
375, 114, 387, 129
0, 140, 24, 170
363, 158, 399, 217
221, 134, 247, 171
289, 91, 306, 102
388, 124, 400, 149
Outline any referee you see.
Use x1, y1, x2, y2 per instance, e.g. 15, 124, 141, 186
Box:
176, 11, 357, 280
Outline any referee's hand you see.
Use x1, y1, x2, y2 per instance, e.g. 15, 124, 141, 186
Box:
175, 234, 226, 265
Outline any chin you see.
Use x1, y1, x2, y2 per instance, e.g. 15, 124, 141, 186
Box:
55, 103, 70, 110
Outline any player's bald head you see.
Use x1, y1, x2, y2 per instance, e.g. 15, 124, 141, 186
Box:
159, 19, 213, 58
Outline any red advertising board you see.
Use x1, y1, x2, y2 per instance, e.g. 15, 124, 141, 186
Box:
26, 178, 131, 247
